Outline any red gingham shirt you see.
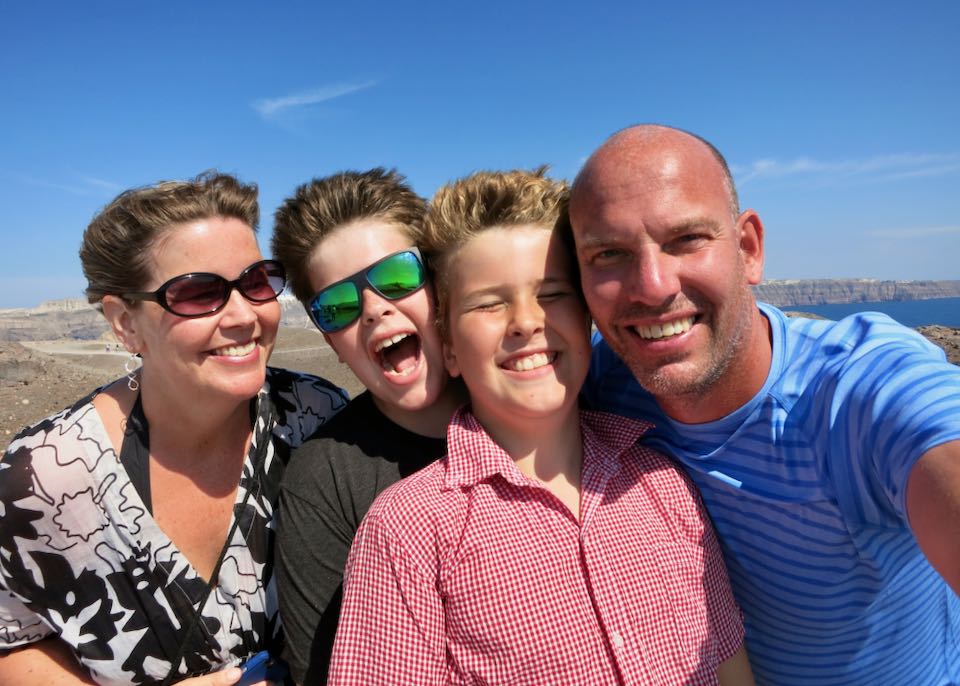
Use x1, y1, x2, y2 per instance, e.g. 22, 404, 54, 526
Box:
329, 408, 743, 685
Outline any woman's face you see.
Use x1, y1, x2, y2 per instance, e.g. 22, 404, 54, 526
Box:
124, 216, 280, 407
306, 219, 448, 419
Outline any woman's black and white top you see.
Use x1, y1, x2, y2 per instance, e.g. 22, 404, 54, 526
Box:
0, 367, 347, 685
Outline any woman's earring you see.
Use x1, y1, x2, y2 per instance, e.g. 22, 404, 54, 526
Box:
124, 353, 141, 392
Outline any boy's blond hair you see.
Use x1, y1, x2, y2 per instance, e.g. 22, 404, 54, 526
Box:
423, 167, 570, 336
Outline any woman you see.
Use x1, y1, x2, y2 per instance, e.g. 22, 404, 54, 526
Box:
271, 168, 465, 684
0, 172, 347, 685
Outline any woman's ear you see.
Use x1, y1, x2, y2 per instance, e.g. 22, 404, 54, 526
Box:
443, 341, 461, 378
101, 296, 142, 354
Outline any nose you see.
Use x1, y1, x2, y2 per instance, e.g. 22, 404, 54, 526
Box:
509, 295, 545, 338
626, 245, 681, 307
219, 285, 259, 326
361, 287, 396, 324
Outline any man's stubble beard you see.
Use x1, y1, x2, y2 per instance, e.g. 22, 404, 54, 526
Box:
608, 270, 755, 408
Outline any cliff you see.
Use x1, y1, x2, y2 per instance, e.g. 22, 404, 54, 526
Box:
753, 279, 960, 307
1, 282, 958, 342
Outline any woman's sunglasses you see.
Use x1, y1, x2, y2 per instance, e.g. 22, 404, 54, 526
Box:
307, 248, 426, 333
123, 259, 286, 317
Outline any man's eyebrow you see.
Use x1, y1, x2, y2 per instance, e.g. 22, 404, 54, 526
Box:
666, 217, 723, 236
576, 233, 619, 249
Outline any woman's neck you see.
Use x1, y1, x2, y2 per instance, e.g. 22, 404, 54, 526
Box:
138, 380, 254, 470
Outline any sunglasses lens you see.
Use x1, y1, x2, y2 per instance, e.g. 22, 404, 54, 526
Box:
367, 251, 425, 299
240, 261, 286, 301
310, 281, 361, 332
164, 275, 227, 316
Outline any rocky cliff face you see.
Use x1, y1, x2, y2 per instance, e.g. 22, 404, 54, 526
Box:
2, 283, 958, 343
753, 279, 960, 306
0, 295, 314, 341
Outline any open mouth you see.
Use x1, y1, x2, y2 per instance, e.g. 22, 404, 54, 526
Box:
374, 332, 422, 377
502, 351, 556, 372
212, 341, 256, 357
631, 316, 695, 340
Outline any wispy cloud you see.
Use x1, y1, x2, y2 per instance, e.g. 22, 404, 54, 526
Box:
866, 225, 960, 239
78, 175, 124, 193
5, 173, 122, 197
732, 152, 960, 186
252, 80, 378, 119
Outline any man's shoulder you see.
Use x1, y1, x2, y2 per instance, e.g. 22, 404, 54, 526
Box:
772, 307, 951, 382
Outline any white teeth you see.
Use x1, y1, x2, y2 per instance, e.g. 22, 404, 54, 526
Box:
633, 316, 695, 340
214, 341, 256, 357
506, 352, 552, 372
375, 333, 411, 353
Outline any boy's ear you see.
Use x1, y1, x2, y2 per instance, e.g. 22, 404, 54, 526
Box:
443, 341, 461, 378
101, 295, 143, 354
320, 332, 346, 364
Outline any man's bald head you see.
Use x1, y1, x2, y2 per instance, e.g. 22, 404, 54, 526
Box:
572, 125, 740, 224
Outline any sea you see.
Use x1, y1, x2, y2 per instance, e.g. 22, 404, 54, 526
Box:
780, 296, 960, 328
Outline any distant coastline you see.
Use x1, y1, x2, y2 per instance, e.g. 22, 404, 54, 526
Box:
782, 297, 960, 328
753, 278, 960, 307
2, 280, 959, 342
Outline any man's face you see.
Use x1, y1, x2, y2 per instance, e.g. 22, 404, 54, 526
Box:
569, 133, 764, 415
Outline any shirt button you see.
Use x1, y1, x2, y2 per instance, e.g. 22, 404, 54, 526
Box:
611, 632, 625, 649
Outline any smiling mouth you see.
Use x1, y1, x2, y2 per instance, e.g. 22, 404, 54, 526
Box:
631, 316, 695, 340
503, 351, 556, 372
375, 333, 422, 377
212, 341, 256, 357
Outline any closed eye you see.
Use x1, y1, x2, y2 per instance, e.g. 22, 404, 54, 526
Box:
468, 300, 504, 312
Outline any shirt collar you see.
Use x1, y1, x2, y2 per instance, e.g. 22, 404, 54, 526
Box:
441, 406, 653, 491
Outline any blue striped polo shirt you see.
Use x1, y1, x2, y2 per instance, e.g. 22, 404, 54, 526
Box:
583, 302, 960, 685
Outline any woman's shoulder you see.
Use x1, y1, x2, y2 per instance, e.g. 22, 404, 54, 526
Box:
264, 367, 349, 443
265, 366, 349, 403
4, 384, 109, 455
1, 385, 113, 511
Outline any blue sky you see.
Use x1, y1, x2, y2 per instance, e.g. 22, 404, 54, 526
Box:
1, 0, 957, 308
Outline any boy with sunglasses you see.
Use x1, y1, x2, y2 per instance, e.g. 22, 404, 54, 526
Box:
328, 169, 753, 685
270, 168, 466, 685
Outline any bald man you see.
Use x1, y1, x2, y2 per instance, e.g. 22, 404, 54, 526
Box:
570, 124, 960, 685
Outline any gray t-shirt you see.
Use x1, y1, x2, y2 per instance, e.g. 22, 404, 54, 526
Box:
276, 390, 446, 685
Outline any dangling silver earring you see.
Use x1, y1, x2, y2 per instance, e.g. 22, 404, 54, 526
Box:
124, 353, 141, 392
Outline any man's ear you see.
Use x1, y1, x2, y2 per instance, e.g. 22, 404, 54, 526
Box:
443, 341, 461, 378
101, 296, 143, 353
737, 209, 765, 286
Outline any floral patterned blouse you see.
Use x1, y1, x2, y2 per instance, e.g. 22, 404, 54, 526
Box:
0, 367, 347, 685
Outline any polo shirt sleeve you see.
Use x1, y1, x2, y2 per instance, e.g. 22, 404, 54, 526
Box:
829, 324, 960, 523
328, 496, 446, 685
